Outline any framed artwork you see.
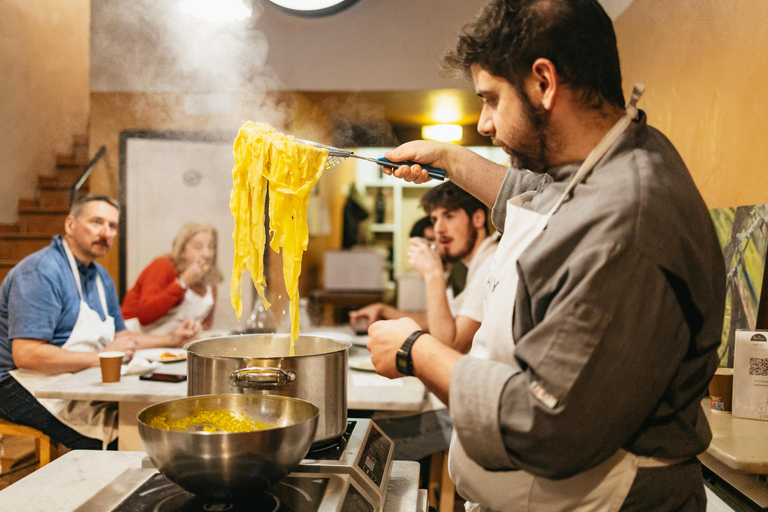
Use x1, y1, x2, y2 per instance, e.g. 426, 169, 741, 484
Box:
710, 204, 768, 366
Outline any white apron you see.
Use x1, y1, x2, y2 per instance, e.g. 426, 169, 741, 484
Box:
449, 85, 657, 512
124, 285, 213, 335
10, 239, 118, 447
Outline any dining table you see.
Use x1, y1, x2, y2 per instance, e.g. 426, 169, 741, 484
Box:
33, 326, 427, 451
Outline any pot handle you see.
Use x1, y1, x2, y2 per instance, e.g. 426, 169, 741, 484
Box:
229, 367, 297, 388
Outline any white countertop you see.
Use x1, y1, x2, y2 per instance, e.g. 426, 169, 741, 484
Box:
34, 345, 426, 412
0, 450, 422, 512
702, 398, 768, 474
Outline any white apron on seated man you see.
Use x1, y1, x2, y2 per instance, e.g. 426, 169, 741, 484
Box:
366, 1, 725, 510
0, 194, 199, 450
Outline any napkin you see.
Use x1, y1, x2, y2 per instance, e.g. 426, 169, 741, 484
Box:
121, 357, 157, 376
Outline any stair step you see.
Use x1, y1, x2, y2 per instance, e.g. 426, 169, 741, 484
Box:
72, 135, 89, 161
56, 166, 86, 182
18, 200, 69, 214
39, 175, 78, 189
37, 188, 72, 210
55, 154, 89, 168
0, 224, 19, 234
18, 212, 67, 235
0, 234, 51, 260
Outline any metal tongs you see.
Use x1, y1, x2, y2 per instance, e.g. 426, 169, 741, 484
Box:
295, 138, 446, 181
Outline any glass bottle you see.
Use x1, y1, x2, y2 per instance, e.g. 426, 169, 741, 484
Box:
299, 297, 312, 330
374, 187, 386, 224
246, 294, 276, 333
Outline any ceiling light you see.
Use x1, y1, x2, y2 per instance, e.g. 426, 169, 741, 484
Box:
267, 0, 360, 17
179, 0, 252, 22
422, 124, 463, 143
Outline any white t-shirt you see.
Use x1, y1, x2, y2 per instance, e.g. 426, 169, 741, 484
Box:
447, 232, 500, 322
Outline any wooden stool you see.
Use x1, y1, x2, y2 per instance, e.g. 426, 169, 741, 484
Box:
0, 419, 53, 469
428, 449, 456, 512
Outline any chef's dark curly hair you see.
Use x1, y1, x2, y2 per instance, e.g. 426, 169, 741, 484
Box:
443, 0, 624, 110
420, 182, 488, 234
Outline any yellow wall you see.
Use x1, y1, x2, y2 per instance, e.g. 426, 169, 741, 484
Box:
615, 0, 768, 208
0, 0, 90, 224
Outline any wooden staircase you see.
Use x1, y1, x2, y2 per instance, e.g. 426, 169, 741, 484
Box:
0, 135, 90, 284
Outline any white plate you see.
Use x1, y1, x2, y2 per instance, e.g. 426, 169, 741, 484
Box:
306, 327, 369, 347
349, 355, 376, 372
134, 348, 187, 363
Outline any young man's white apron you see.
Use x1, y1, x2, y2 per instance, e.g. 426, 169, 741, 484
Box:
447, 85, 681, 512
10, 239, 118, 448
124, 285, 213, 335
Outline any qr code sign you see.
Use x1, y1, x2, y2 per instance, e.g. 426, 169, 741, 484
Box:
749, 357, 768, 376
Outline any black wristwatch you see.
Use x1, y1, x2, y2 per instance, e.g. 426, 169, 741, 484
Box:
396, 330, 426, 376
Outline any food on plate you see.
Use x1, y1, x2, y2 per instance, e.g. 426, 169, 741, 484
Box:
148, 408, 274, 433
230, 122, 327, 352
159, 351, 185, 361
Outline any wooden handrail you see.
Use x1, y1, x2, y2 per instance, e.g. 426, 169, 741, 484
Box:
69, 145, 106, 206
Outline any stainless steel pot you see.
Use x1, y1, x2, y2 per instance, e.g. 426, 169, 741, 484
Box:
137, 394, 319, 499
185, 334, 350, 444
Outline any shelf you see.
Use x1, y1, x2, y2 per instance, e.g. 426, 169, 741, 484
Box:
370, 223, 396, 233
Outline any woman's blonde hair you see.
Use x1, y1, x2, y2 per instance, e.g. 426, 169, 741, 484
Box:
169, 222, 224, 286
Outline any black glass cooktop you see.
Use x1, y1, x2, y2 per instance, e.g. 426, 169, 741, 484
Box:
112, 473, 330, 512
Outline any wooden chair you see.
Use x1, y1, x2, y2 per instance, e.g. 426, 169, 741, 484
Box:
0, 419, 53, 469
428, 449, 456, 512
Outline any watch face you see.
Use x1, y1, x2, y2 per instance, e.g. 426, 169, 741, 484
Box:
267, 0, 360, 17
396, 349, 410, 376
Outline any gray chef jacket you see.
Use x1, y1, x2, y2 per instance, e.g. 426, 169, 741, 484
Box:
449, 110, 726, 480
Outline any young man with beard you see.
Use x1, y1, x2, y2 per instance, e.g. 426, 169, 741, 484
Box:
366, 0, 725, 510
350, 182, 498, 353
0, 194, 199, 450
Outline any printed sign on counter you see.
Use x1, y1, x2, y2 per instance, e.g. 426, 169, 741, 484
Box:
733, 329, 768, 420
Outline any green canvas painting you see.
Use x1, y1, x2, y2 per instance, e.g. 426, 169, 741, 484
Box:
710, 205, 768, 367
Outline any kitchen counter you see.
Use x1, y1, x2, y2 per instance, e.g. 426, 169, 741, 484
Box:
0, 450, 424, 512
699, 399, 768, 508
702, 398, 768, 474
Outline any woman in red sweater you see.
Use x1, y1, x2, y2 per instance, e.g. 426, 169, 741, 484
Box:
122, 222, 223, 335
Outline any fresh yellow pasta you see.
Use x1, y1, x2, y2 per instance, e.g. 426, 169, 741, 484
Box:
149, 409, 274, 433
230, 122, 327, 345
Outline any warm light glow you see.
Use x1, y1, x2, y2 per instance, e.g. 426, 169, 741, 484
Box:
422, 124, 463, 143
429, 92, 463, 124
179, 0, 252, 22
269, 0, 350, 10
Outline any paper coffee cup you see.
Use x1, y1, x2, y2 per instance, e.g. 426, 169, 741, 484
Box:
709, 367, 734, 412
99, 351, 124, 383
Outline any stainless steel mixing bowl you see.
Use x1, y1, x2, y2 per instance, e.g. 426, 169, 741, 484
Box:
137, 394, 319, 499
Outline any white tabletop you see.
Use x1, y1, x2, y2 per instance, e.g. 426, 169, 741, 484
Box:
0, 450, 422, 512
34, 344, 426, 412
702, 398, 768, 474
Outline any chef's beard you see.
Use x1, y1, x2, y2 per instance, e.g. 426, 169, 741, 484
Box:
498, 91, 552, 174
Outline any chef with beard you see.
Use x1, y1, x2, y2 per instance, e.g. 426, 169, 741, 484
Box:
366, 0, 726, 510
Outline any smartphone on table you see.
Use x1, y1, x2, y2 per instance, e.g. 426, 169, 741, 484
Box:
139, 372, 187, 383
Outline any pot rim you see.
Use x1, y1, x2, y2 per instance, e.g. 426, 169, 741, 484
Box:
184, 333, 352, 359
137, 393, 320, 436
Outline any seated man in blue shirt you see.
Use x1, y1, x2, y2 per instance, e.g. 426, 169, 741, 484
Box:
0, 194, 198, 450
